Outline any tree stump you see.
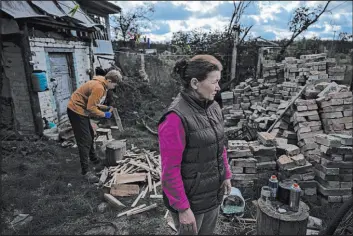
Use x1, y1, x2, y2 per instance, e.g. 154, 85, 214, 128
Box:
256, 199, 309, 235
105, 140, 126, 166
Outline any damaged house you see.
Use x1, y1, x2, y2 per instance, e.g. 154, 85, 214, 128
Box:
0, 0, 120, 136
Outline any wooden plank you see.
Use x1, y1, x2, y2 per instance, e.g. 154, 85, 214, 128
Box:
110, 184, 140, 197
153, 181, 157, 195
129, 161, 159, 175
164, 210, 169, 219
127, 203, 158, 216
112, 108, 124, 131
168, 221, 177, 232
115, 173, 147, 184
117, 204, 147, 217
104, 193, 126, 208
141, 184, 149, 199
147, 172, 153, 192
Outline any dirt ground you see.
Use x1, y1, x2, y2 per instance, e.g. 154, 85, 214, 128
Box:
0, 125, 348, 235
0, 126, 253, 235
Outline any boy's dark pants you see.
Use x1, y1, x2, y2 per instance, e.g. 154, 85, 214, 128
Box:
67, 108, 98, 174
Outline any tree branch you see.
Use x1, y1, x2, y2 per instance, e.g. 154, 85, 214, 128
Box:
239, 25, 253, 45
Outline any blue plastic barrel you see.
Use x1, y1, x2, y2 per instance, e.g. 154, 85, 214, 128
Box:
31, 70, 48, 92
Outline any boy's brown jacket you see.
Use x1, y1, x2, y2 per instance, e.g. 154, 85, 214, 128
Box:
67, 76, 109, 117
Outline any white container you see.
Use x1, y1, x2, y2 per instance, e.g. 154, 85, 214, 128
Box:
221, 187, 245, 217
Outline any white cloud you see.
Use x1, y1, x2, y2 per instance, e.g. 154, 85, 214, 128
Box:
111, 1, 158, 12
171, 1, 224, 13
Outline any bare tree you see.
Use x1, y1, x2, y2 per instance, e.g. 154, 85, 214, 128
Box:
277, 1, 331, 61
111, 3, 154, 43
227, 1, 253, 88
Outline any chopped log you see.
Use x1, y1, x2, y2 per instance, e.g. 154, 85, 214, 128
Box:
106, 140, 126, 166
131, 186, 147, 207
110, 126, 120, 140
168, 221, 178, 232
256, 199, 309, 235
104, 193, 126, 208
117, 204, 147, 217
99, 167, 109, 185
129, 161, 159, 175
110, 184, 140, 197
115, 173, 147, 184
127, 203, 158, 216
164, 210, 169, 219
147, 172, 153, 192
153, 181, 157, 195
141, 184, 149, 199
149, 194, 163, 199
112, 108, 124, 131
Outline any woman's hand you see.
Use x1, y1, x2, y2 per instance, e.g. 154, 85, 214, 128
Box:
221, 179, 232, 195
179, 208, 197, 235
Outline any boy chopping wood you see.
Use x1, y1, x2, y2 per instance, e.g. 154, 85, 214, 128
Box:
67, 70, 122, 183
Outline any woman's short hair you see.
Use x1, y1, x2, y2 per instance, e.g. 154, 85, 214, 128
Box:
173, 54, 222, 88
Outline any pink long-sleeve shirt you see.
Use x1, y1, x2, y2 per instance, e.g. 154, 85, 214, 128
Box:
158, 112, 232, 211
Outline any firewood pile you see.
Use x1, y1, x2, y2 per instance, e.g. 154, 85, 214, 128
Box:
99, 145, 162, 217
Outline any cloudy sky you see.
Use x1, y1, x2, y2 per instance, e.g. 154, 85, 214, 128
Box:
111, 1, 352, 43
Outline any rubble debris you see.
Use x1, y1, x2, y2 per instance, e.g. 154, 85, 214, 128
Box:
97, 202, 109, 213
11, 214, 33, 231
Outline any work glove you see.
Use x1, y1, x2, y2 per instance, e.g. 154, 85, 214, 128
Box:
104, 112, 112, 118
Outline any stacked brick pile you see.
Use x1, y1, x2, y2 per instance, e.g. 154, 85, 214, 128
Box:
262, 61, 284, 84
327, 65, 346, 83
292, 99, 323, 163
284, 53, 328, 85
252, 133, 277, 184
228, 140, 257, 187
316, 90, 353, 135
270, 100, 297, 145
314, 134, 352, 203
276, 151, 317, 198
222, 92, 245, 139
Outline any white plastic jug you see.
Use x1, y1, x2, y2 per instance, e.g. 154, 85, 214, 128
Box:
221, 187, 245, 217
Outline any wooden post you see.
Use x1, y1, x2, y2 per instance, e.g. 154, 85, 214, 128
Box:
20, 22, 44, 136
230, 25, 240, 88
256, 199, 309, 235
112, 108, 123, 131
256, 47, 263, 80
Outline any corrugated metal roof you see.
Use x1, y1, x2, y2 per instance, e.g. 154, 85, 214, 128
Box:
0, 1, 48, 19
57, 1, 101, 28
31, 1, 66, 18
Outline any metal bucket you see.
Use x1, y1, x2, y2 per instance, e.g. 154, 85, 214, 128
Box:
221, 187, 245, 217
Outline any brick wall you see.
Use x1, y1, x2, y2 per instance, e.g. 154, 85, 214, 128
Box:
2, 41, 35, 134
29, 37, 91, 123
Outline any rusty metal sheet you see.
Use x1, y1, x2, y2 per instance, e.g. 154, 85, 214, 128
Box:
0, 1, 47, 19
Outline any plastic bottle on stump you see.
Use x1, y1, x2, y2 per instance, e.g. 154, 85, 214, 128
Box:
268, 175, 279, 200
289, 183, 301, 212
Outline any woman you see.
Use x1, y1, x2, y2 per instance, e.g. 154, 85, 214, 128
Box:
158, 55, 232, 235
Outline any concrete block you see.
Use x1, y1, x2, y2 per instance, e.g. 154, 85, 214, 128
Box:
277, 155, 296, 170
290, 154, 306, 166
315, 134, 341, 147
257, 132, 276, 146
230, 158, 257, 168
330, 134, 353, 146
